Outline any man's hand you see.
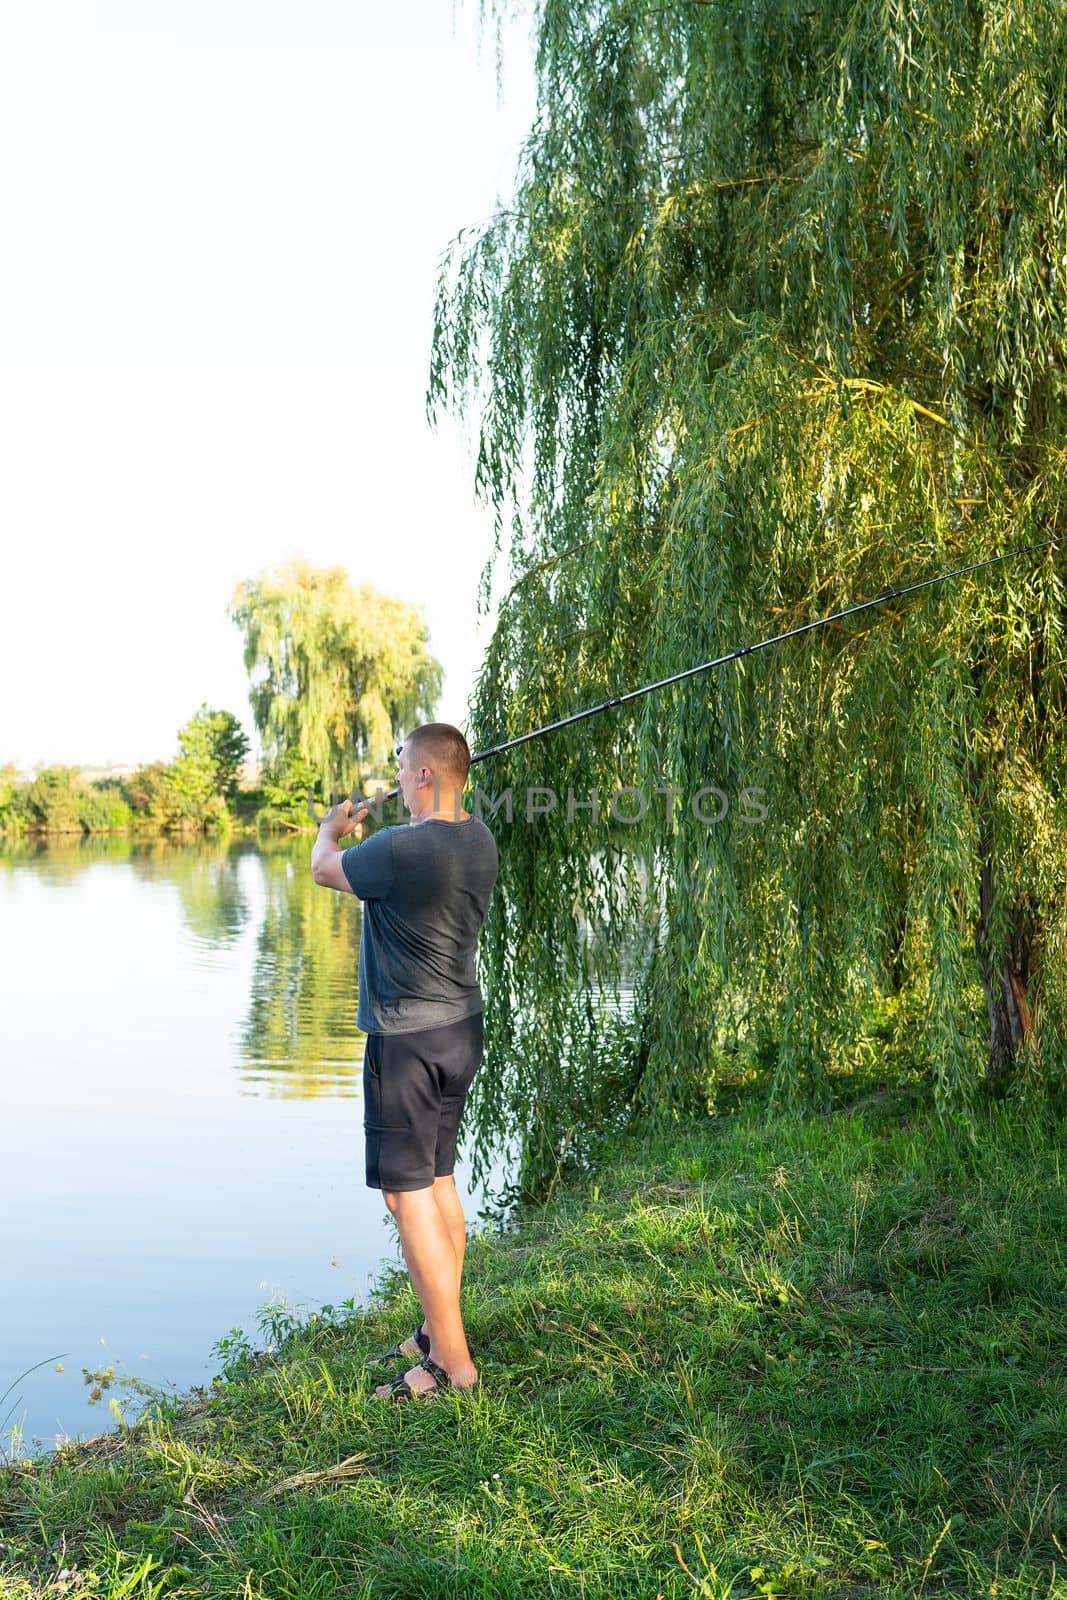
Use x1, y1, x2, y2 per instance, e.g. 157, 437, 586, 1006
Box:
320, 799, 370, 843
312, 801, 370, 892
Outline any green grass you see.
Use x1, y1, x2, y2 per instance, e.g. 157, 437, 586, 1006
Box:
1, 1087, 1064, 1598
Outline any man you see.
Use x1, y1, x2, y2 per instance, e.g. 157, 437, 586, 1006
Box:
311, 723, 498, 1398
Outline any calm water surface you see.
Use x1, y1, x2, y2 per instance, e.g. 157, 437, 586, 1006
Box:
0, 838, 505, 1453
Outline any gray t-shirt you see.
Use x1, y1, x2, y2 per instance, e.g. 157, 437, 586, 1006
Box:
341, 817, 498, 1036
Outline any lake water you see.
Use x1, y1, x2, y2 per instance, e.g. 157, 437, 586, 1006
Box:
0, 837, 506, 1454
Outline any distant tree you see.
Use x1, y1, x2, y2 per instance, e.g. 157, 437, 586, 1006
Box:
125, 708, 249, 834
5, 765, 131, 835
0, 764, 29, 837
127, 762, 174, 829
23, 767, 85, 834
259, 747, 321, 832
229, 560, 442, 796
171, 706, 250, 811
79, 782, 133, 833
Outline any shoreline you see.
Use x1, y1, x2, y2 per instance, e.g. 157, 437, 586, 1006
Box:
1, 1083, 1061, 1599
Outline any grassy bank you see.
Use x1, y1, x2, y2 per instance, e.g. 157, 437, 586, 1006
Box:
1, 1088, 1063, 1599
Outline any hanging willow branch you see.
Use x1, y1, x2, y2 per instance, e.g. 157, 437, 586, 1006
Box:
434, 0, 1067, 1186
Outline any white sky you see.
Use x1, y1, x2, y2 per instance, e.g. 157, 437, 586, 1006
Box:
0, 2, 536, 772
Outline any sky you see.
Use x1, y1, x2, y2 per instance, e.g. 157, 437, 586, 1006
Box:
0, 2, 537, 772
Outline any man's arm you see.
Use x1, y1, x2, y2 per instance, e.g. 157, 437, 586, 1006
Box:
311, 800, 368, 893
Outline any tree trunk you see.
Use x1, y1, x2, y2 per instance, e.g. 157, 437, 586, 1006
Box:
974, 837, 1035, 1093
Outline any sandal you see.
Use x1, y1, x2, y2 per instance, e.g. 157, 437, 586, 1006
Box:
375, 1324, 430, 1365
376, 1355, 452, 1403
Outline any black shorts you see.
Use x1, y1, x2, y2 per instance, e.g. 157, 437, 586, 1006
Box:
363, 1012, 484, 1192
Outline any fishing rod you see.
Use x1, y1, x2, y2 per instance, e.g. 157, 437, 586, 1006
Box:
324, 532, 1060, 818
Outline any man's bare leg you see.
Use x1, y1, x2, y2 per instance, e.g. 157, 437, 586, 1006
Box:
428, 1172, 466, 1313
401, 1175, 467, 1354
433, 1173, 467, 1281
376, 1184, 477, 1393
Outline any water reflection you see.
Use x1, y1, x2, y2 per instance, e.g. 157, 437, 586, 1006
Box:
131, 840, 251, 955
0, 835, 412, 1452
0, 835, 365, 1098
239, 841, 364, 1097
0, 833, 136, 881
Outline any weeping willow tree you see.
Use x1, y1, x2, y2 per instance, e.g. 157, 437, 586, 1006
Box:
229, 559, 442, 796
431, 0, 1067, 1182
